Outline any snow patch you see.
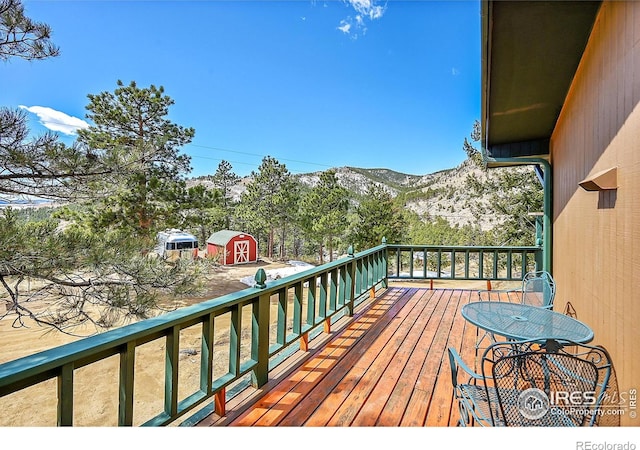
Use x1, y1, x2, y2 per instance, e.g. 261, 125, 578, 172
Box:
240, 261, 316, 287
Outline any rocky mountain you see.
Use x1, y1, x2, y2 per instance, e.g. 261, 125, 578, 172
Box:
189, 158, 537, 232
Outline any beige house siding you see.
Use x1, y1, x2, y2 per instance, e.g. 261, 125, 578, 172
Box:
551, 1, 640, 425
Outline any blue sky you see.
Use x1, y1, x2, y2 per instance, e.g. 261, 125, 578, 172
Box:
3, 0, 481, 178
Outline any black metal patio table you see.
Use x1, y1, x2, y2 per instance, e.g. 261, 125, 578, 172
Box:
461, 301, 594, 343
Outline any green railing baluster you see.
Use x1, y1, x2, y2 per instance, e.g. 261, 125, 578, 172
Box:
201, 314, 214, 394
381, 247, 388, 288
118, 341, 135, 426
363, 255, 370, 286
464, 250, 470, 279
338, 266, 346, 308
276, 289, 287, 346
346, 258, 355, 316
165, 325, 180, 417
329, 269, 338, 312
57, 363, 74, 426
306, 276, 317, 327
293, 282, 303, 336
319, 272, 328, 319
229, 305, 241, 376
409, 248, 414, 279
451, 249, 456, 279
356, 258, 363, 296
372, 251, 378, 282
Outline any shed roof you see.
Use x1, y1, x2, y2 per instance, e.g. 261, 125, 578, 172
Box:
206, 230, 255, 246
481, 0, 601, 166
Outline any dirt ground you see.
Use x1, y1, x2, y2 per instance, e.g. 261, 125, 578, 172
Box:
0, 259, 291, 427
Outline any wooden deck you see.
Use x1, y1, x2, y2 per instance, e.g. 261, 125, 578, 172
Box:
195, 285, 501, 427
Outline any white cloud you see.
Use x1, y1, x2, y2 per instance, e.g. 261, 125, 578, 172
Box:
338, 0, 386, 39
19, 105, 89, 135
347, 0, 385, 20
337, 20, 352, 34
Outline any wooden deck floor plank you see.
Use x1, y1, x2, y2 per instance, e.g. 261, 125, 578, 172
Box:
425, 290, 472, 426
232, 294, 403, 426
321, 288, 441, 426
339, 289, 447, 426
260, 290, 420, 426
299, 289, 434, 426
275, 288, 425, 426
201, 295, 384, 426
399, 289, 465, 426
353, 289, 449, 426
373, 288, 459, 426
199, 286, 489, 428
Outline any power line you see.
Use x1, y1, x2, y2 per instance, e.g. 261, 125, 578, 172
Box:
187, 143, 334, 170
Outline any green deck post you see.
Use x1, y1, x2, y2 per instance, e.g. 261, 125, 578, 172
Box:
251, 290, 270, 388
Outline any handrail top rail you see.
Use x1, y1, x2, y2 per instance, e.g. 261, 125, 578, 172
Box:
388, 244, 540, 251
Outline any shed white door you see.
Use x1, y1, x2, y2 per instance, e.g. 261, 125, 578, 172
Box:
234, 240, 249, 264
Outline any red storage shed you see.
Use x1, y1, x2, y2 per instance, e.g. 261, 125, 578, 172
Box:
206, 230, 258, 265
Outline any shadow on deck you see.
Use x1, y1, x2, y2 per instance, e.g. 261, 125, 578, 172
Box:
196, 285, 488, 427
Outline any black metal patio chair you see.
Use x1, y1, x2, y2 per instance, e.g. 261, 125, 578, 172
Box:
448, 338, 616, 427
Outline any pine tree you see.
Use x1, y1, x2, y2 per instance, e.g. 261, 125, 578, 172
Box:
76, 80, 195, 243
299, 170, 350, 263
349, 184, 407, 251
0, 0, 59, 61
237, 156, 298, 259
211, 160, 240, 229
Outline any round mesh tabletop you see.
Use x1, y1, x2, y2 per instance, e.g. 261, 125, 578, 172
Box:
461, 301, 594, 343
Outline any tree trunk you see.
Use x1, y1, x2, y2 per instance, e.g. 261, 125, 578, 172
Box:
268, 228, 274, 259
280, 223, 286, 260
328, 235, 334, 262
0, 275, 18, 312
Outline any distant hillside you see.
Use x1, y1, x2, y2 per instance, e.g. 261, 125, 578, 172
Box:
188, 158, 537, 232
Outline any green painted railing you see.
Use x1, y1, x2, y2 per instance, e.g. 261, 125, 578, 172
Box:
386, 244, 542, 281
0, 244, 388, 427
0, 242, 541, 426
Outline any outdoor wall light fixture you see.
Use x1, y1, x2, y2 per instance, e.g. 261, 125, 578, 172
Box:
578, 166, 618, 191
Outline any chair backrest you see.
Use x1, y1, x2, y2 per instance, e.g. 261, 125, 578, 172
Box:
521, 270, 556, 308
481, 339, 614, 427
